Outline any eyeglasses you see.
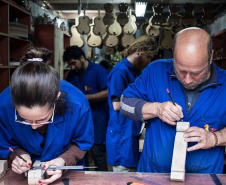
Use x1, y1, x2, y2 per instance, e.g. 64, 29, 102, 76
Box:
15, 104, 55, 125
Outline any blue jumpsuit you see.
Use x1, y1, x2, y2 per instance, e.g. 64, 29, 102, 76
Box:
106, 58, 142, 167
66, 60, 108, 144
0, 80, 94, 163
122, 59, 226, 173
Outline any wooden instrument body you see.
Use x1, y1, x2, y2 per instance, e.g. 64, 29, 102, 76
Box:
70, 25, 85, 47
93, 9, 106, 36
103, 3, 114, 26
182, 3, 197, 27
104, 32, 119, 47
150, 4, 164, 26
159, 29, 174, 49
87, 25, 102, 47
77, 10, 90, 35
108, 9, 122, 36
140, 21, 149, 35
146, 24, 160, 37
123, 9, 136, 35
121, 33, 135, 48
168, 4, 181, 26
201, 3, 214, 25
117, 3, 129, 26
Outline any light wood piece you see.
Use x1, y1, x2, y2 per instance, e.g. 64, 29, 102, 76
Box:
0, 160, 7, 179
170, 121, 190, 181
28, 160, 45, 185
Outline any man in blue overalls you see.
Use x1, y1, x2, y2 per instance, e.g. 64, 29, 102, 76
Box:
121, 28, 226, 173
63, 46, 108, 171
107, 35, 157, 172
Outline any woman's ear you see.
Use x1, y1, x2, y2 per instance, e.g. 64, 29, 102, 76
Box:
57, 92, 61, 100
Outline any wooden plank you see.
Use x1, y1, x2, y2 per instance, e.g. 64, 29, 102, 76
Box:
0, 160, 8, 179
170, 121, 190, 182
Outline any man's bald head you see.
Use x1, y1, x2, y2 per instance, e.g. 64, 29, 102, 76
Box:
173, 27, 212, 62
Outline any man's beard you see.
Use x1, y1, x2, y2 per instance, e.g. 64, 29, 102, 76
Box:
74, 61, 84, 75
176, 65, 211, 90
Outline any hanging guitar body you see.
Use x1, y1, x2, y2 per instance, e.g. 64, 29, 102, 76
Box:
87, 24, 102, 48
201, 3, 214, 25
77, 9, 90, 35
159, 29, 174, 50
121, 33, 135, 48
167, 4, 181, 26
104, 30, 119, 48
103, 3, 114, 26
93, 9, 106, 36
150, 4, 164, 26
182, 3, 197, 27
140, 19, 149, 35
117, 3, 129, 26
123, 8, 136, 35
70, 25, 85, 48
108, 9, 122, 36
146, 24, 160, 37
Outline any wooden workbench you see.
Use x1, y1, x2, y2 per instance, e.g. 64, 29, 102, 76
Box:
1, 169, 226, 185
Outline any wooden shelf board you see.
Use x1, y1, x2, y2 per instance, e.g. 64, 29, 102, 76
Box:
0, 32, 30, 42
0, 32, 8, 37
2, 0, 30, 15
0, 65, 17, 69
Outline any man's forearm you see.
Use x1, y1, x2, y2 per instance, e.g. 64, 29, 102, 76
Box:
86, 89, 108, 102
120, 96, 147, 122
142, 102, 159, 120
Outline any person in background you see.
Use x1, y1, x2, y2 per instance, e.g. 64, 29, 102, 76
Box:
99, 59, 113, 73
63, 46, 108, 171
0, 58, 94, 185
120, 27, 226, 173
106, 35, 158, 172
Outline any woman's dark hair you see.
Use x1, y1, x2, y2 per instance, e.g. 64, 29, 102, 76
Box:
20, 47, 52, 65
11, 61, 72, 116
11, 61, 59, 109
63, 45, 86, 63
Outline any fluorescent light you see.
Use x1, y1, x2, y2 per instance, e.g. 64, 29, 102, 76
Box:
135, 2, 147, 17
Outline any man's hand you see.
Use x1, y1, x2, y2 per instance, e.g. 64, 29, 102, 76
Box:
156, 101, 183, 125
38, 157, 66, 185
11, 154, 31, 174
184, 126, 216, 152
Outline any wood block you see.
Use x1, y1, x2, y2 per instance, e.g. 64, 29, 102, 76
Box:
28, 160, 45, 185
0, 160, 8, 179
170, 121, 190, 181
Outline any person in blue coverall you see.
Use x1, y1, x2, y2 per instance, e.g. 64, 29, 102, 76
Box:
63, 46, 108, 171
106, 35, 157, 172
120, 27, 226, 173
0, 59, 94, 184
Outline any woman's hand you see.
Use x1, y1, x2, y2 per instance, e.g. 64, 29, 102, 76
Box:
39, 157, 66, 185
11, 154, 31, 174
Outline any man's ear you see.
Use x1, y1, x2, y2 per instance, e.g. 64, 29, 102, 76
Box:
136, 48, 141, 56
210, 50, 214, 64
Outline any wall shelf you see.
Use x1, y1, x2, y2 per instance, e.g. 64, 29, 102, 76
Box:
0, 0, 31, 93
